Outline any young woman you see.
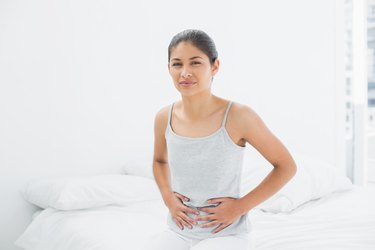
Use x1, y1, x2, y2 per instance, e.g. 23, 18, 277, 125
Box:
145, 29, 297, 250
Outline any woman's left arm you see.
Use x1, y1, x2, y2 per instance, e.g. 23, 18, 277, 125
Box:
197, 104, 297, 233
235, 104, 297, 214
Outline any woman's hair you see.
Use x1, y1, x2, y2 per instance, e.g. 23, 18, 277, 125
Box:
168, 29, 218, 65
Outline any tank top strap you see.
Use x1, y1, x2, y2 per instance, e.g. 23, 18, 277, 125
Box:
221, 101, 233, 128
167, 102, 175, 128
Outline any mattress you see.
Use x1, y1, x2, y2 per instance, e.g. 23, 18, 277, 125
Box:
15, 185, 375, 250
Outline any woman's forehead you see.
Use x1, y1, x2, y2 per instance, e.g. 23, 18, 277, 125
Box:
170, 42, 208, 60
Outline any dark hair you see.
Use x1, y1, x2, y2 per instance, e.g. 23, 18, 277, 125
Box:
168, 29, 218, 65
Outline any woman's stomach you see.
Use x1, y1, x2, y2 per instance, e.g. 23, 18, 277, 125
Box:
166, 194, 250, 240
166, 209, 250, 240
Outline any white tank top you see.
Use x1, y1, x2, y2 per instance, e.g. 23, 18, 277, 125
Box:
165, 100, 251, 240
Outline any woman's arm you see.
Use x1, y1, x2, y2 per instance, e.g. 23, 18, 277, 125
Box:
152, 108, 195, 206
152, 107, 199, 230
196, 103, 297, 233
152, 107, 175, 205
236, 104, 297, 214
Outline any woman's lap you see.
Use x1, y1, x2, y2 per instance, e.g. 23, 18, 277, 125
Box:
190, 233, 249, 250
143, 228, 254, 250
143, 229, 190, 250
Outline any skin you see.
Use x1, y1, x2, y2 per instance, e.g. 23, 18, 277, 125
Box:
153, 41, 297, 234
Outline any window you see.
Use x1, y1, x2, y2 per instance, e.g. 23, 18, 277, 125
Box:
345, 0, 375, 184
368, 0, 375, 184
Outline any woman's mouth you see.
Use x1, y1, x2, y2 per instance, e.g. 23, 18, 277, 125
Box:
179, 81, 196, 87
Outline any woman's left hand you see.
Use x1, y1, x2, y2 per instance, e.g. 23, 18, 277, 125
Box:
196, 197, 246, 234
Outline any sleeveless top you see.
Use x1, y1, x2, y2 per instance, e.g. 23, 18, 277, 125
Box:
165, 100, 251, 240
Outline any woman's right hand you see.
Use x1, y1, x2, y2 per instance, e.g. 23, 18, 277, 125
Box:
166, 192, 199, 230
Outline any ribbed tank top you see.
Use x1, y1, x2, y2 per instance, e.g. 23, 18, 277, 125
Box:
165, 100, 250, 240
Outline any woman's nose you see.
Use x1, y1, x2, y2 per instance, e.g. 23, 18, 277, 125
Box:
181, 73, 192, 79
181, 68, 192, 78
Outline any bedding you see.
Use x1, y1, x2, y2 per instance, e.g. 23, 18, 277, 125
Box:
21, 174, 161, 210
15, 175, 375, 250
240, 153, 353, 213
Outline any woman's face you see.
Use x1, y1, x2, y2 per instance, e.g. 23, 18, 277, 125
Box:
168, 42, 219, 96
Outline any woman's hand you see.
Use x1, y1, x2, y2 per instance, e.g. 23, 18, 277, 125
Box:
165, 192, 200, 230
196, 197, 246, 234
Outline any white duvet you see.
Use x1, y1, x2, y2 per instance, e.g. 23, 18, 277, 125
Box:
15, 186, 375, 250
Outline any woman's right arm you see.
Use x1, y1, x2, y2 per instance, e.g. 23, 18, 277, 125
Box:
153, 107, 198, 230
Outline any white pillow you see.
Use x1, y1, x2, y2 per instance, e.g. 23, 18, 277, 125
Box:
122, 155, 154, 179
21, 174, 161, 210
240, 152, 353, 213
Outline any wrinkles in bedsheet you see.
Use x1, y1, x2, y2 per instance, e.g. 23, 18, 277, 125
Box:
249, 187, 375, 250
15, 200, 169, 250
15, 187, 375, 250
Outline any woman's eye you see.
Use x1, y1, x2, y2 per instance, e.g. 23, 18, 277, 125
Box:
171, 62, 200, 67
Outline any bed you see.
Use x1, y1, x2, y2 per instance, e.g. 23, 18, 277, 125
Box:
14, 153, 375, 250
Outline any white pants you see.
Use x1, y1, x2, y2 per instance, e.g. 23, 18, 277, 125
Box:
143, 228, 255, 250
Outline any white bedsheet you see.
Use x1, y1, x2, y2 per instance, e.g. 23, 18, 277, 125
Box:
251, 186, 375, 250
15, 186, 375, 250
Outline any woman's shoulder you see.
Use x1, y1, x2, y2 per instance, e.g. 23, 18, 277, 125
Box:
230, 101, 258, 118
229, 101, 263, 129
154, 104, 170, 122
154, 102, 175, 130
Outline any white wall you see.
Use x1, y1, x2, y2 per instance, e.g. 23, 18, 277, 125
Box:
0, 0, 342, 249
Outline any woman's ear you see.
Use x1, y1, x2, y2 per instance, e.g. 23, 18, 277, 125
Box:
211, 59, 220, 76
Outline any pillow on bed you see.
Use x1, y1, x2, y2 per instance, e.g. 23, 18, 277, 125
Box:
122, 155, 154, 179
240, 152, 353, 213
21, 174, 161, 210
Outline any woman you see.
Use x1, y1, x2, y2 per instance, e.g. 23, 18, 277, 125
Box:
146, 29, 297, 250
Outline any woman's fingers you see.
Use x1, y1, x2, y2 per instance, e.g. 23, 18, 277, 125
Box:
178, 216, 192, 229
174, 211, 197, 229
212, 223, 230, 234
179, 211, 197, 226
173, 192, 190, 202
174, 218, 183, 230
175, 217, 193, 230
170, 192, 202, 229
183, 206, 200, 216
199, 220, 220, 228
196, 214, 214, 221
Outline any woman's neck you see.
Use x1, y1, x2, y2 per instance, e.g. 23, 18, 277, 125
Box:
179, 94, 222, 121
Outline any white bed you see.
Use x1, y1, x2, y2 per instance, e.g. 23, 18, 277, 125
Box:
14, 185, 375, 250
14, 154, 375, 250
